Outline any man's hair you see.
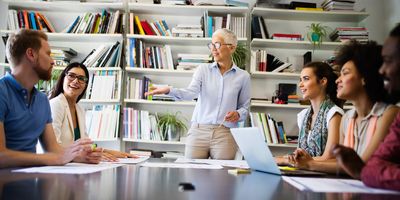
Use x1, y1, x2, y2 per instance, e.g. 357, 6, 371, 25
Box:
5, 29, 48, 66
213, 28, 238, 46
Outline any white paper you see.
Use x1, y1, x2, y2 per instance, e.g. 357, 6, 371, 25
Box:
105, 156, 150, 164
283, 177, 400, 194
140, 162, 223, 169
175, 158, 249, 169
12, 163, 123, 174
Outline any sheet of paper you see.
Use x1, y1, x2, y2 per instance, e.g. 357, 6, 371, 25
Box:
283, 177, 400, 194
12, 163, 123, 174
175, 158, 249, 169
106, 156, 150, 164
140, 162, 223, 169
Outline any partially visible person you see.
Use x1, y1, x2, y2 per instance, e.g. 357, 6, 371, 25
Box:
276, 62, 344, 165
333, 24, 400, 191
49, 62, 137, 161
145, 28, 251, 159
289, 40, 399, 174
0, 29, 101, 168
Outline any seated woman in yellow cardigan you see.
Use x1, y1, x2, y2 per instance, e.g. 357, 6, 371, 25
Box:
49, 62, 136, 161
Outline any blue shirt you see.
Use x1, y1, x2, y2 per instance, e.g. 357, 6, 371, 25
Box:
0, 73, 52, 153
168, 62, 251, 128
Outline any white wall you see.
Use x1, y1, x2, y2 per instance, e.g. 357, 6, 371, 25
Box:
384, 0, 400, 35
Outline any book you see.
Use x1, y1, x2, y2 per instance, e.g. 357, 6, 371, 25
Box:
134, 15, 145, 35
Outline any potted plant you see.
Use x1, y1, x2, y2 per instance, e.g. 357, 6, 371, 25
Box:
307, 23, 328, 49
157, 112, 187, 141
232, 42, 248, 69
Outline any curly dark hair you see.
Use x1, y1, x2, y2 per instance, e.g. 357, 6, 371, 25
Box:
335, 40, 388, 103
49, 62, 89, 102
303, 62, 345, 108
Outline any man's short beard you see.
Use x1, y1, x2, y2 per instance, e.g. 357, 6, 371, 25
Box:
33, 59, 51, 81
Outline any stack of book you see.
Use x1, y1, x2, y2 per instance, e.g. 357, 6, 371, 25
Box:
82, 41, 122, 68
123, 108, 164, 141
64, 10, 123, 34
130, 14, 172, 36
50, 47, 77, 67
287, 95, 300, 104
251, 50, 292, 72
7, 10, 55, 32
86, 105, 120, 140
126, 76, 175, 101
329, 27, 369, 42
86, 71, 118, 100
176, 54, 212, 71
272, 33, 303, 41
251, 16, 269, 39
160, 0, 187, 5
250, 112, 288, 144
128, 38, 174, 69
171, 25, 203, 38
321, 0, 355, 11
202, 11, 246, 38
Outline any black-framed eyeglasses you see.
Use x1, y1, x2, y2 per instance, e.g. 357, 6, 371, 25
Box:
65, 72, 88, 84
207, 42, 232, 50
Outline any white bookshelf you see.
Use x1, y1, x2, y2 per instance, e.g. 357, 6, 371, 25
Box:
123, 138, 185, 145
2, 0, 124, 143
252, 7, 368, 22
124, 99, 196, 106
249, 6, 368, 144
127, 34, 247, 45
126, 68, 194, 76
251, 38, 342, 50
251, 71, 300, 79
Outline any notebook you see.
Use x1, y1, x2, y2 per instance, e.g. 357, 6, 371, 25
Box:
231, 127, 326, 176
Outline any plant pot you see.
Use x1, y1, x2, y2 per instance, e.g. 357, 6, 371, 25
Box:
166, 125, 180, 141
311, 32, 320, 43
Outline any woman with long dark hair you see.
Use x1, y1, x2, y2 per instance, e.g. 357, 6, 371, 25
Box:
276, 62, 344, 165
50, 62, 136, 160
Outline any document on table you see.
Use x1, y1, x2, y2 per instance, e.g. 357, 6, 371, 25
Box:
12, 163, 123, 174
140, 162, 223, 169
283, 177, 400, 194
175, 158, 249, 169
105, 156, 150, 164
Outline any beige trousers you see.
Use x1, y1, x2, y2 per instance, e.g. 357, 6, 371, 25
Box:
184, 124, 238, 159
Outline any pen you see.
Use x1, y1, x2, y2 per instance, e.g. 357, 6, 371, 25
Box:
228, 169, 251, 175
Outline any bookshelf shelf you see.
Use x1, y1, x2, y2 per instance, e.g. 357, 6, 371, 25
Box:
251, 102, 309, 109
129, 3, 249, 16
127, 34, 247, 45
251, 38, 342, 50
251, 71, 300, 79
53, 66, 122, 71
79, 99, 120, 104
0, 63, 10, 68
252, 7, 368, 22
126, 68, 194, 76
268, 143, 297, 148
123, 138, 185, 145
92, 138, 119, 142
124, 99, 196, 106
0, 30, 123, 42
6, 0, 124, 12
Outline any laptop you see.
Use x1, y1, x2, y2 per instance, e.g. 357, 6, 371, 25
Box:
231, 127, 326, 176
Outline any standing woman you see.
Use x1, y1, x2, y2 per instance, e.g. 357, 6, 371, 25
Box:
146, 28, 251, 159
276, 62, 344, 165
289, 41, 399, 173
49, 62, 135, 160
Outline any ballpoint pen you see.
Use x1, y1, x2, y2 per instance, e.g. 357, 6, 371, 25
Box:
218, 118, 226, 128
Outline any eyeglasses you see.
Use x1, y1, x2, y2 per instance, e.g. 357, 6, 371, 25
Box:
207, 42, 232, 50
65, 72, 88, 84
